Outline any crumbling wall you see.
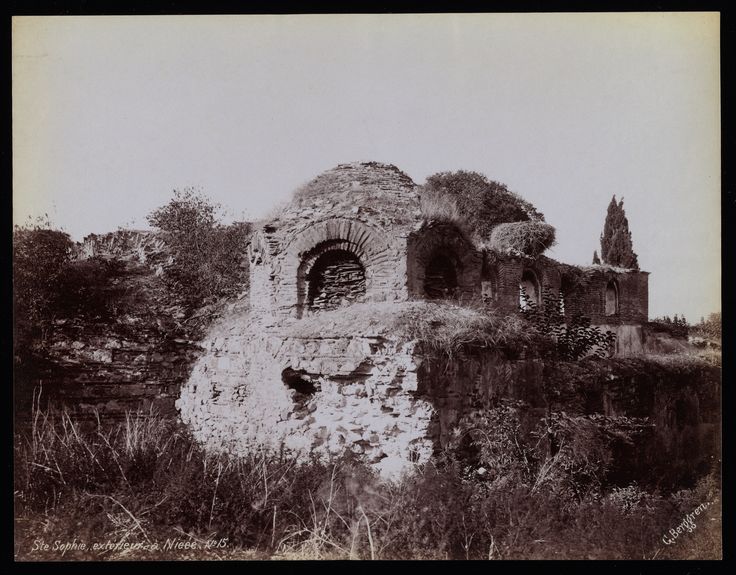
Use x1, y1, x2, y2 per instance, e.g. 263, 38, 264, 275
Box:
177, 307, 436, 476
483, 252, 648, 354
177, 297, 713, 482
562, 269, 649, 326
484, 255, 562, 314
40, 322, 199, 418
19, 230, 203, 420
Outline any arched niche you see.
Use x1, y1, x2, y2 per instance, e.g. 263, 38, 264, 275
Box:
519, 269, 541, 309
297, 240, 366, 315
407, 222, 482, 301
605, 279, 619, 316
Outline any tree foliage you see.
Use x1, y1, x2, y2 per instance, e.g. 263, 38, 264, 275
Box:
13, 222, 75, 342
692, 312, 721, 341
420, 171, 544, 240
592, 250, 601, 265
648, 315, 690, 339
146, 189, 251, 308
599, 196, 639, 269
13, 219, 129, 410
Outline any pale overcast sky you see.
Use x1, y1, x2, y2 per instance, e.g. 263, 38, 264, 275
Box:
12, 13, 720, 321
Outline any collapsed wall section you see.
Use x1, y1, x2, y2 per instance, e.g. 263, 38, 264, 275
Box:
177, 307, 436, 476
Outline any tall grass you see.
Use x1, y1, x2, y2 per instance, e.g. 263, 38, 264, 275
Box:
396, 300, 534, 359
14, 407, 721, 560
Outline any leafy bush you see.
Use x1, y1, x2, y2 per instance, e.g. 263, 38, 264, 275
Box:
146, 189, 251, 308
521, 287, 617, 361
488, 221, 556, 257
690, 312, 721, 341
420, 171, 544, 241
13, 223, 76, 343
647, 315, 689, 339
57, 257, 128, 320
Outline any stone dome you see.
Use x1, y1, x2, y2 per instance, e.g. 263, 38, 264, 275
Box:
294, 161, 417, 199
269, 161, 422, 232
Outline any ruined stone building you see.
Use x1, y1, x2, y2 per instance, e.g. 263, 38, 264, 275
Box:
177, 162, 654, 476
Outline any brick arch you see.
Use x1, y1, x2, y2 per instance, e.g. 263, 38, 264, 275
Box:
407, 223, 481, 300
519, 268, 542, 308
297, 240, 367, 314
278, 218, 397, 316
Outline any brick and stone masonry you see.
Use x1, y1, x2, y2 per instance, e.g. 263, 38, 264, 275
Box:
175, 162, 665, 477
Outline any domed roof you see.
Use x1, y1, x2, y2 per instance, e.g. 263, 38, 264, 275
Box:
267, 162, 422, 233
294, 161, 417, 199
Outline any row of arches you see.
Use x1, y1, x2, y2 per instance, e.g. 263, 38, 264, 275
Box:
294, 233, 621, 317
299, 242, 465, 313
483, 267, 620, 316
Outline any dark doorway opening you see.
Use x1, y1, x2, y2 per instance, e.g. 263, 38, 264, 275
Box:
424, 252, 458, 299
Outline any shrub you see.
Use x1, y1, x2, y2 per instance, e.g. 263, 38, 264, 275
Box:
647, 315, 689, 339
419, 171, 544, 241
488, 221, 557, 257
13, 223, 75, 343
691, 312, 721, 341
521, 287, 617, 361
57, 257, 128, 320
146, 189, 251, 308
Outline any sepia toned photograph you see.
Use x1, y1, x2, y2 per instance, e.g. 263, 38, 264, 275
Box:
12, 13, 721, 561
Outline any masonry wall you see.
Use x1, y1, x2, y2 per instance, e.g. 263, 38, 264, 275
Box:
482, 253, 648, 327
16, 231, 203, 420
38, 323, 199, 419
563, 270, 649, 325
250, 218, 410, 318
406, 223, 482, 301
483, 255, 562, 314
417, 352, 720, 488
177, 299, 718, 485
177, 307, 437, 477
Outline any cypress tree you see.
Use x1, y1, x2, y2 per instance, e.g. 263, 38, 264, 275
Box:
600, 195, 639, 269
592, 250, 601, 265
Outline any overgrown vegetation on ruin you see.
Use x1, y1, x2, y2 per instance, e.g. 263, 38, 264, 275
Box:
521, 287, 617, 361
13, 219, 139, 411
14, 405, 721, 560
419, 171, 544, 241
146, 188, 252, 309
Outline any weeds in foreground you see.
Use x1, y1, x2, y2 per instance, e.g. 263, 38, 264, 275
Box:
14, 407, 721, 561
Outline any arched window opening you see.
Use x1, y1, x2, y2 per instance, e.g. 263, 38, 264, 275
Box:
605, 280, 619, 316
306, 249, 366, 311
481, 264, 498, 304
519, 269, 541, 310
424, 251, 458, 299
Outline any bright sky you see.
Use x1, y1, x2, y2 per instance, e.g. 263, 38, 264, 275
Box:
12, 13, 720, 321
